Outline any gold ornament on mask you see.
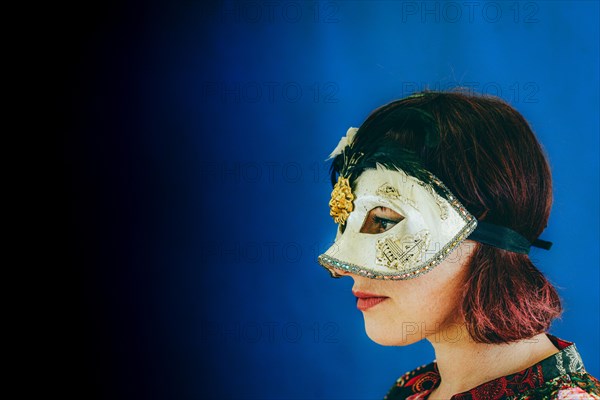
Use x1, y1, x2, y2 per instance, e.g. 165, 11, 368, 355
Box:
329, 176, 354, 224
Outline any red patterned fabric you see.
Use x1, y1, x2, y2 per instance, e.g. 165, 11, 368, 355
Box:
384, 335, 600, 400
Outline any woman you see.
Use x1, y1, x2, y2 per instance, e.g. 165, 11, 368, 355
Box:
318, 91, 599, 399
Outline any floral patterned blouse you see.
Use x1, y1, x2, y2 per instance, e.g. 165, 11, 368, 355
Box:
384, 334, 599, 399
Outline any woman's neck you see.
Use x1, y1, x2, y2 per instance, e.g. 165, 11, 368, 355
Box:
426, 327, 559, 400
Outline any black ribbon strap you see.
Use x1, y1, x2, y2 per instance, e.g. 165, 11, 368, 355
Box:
469, 221, 553, 255
532, 238, 553, 250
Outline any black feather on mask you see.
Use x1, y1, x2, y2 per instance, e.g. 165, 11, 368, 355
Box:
330, 107, 445, 198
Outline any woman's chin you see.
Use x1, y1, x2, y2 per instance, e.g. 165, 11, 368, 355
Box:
364, 323, 423, 346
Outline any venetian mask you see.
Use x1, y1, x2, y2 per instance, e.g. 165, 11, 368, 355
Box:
318, 164, 477, 279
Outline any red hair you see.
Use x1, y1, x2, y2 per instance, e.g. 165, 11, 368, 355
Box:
359, 90, 562, 343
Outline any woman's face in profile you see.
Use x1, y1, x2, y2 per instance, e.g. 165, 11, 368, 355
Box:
333, 240, 477, 346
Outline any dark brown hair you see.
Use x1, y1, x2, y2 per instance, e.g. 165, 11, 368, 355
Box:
351, 90, 561, 344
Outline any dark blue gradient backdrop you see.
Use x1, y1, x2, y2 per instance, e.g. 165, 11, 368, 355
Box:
65, 2, 599, 399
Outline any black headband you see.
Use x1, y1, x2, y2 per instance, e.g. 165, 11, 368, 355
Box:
469, 221, 552, 254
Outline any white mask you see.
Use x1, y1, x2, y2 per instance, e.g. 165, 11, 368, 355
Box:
318, 164, 477, 280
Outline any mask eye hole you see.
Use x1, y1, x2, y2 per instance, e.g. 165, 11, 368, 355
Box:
360, 206, 405, 234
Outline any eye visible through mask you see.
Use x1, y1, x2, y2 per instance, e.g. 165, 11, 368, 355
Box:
360, 206, 405, 234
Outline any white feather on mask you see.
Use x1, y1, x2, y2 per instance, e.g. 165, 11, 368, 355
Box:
327, 127, 359, 160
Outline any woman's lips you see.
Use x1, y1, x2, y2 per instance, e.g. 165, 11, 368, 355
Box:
353, 291, 389, 311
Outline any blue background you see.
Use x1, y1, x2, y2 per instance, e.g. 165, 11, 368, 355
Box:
65, 1, 599, 399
